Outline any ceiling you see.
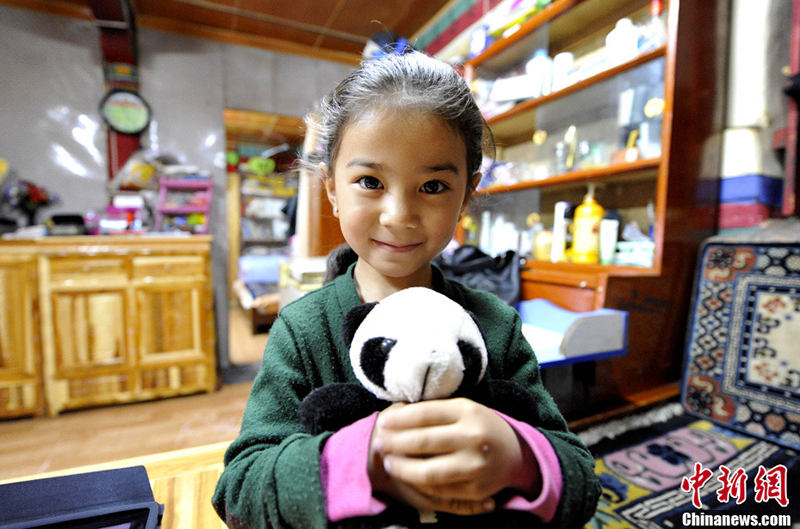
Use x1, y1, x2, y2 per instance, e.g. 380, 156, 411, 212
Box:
11, 0, 452, 65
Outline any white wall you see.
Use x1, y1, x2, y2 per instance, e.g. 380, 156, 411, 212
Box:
0, 6, 107, 214
721, 0, 791, 178
0, 4, 354, 364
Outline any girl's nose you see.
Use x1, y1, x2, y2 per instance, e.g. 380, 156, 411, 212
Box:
380, 193, 418, 229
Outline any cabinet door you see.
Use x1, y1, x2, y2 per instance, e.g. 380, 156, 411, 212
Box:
136, 282, 205, 362
41, 256, 134, 414
132, 255, 215, 394
0, 255, 42, 417
51, 289, 130, 370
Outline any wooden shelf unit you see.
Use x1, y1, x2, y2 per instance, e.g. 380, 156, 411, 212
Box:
454, 0, 728, 401
156, 178, 212, 234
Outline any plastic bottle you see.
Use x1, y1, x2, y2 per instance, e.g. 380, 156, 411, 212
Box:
526, 49, 553, 98
551, 52, 574, 91
571, 184, 605, 264
550, 201, 570, 263
605, 18, 638, 67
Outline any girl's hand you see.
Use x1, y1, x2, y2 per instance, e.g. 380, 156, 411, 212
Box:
368, 399, 539, 515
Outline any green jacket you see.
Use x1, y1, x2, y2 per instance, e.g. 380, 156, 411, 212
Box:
213, 265, 600, 528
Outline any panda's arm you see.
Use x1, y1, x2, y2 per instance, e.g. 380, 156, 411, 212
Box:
471, 379, 541, 426
300, 383, 389, 435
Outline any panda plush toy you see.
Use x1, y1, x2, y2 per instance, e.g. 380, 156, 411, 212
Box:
300, 287, 542, 529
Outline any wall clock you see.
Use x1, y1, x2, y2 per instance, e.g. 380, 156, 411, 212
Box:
99, 89, 151, 135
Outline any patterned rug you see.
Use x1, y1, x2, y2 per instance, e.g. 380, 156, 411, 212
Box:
585, 222, 800, 528
584, 408, 800, 529
682, 233, 800, 450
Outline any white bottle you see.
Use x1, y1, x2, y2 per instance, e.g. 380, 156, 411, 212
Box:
526, 49, 553, 98
606, 18, 638, 67
551, 52, 574, 91
550, 201, 570, 263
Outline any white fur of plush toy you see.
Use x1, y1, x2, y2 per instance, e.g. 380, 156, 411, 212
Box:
348, 287, 488, 403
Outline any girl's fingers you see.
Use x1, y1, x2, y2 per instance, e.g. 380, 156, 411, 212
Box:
379, 398, 472, 429
377, 464, 495, 516
377, 424, 468, 456
383, 451, 483, 489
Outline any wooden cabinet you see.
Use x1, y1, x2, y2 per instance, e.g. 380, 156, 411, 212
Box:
0, 254, 42, 418
0, 236, 216, 417
454, 0, 728, 401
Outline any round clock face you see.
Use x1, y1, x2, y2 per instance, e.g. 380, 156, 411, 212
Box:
100, 89, 151, 134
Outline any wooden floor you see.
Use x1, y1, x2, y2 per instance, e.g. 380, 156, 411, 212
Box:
0, 381, 252, 482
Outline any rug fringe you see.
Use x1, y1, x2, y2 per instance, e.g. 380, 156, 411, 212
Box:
578, 402, 685, 448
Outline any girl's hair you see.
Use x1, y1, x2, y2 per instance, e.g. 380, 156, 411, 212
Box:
304, 50, 495, 190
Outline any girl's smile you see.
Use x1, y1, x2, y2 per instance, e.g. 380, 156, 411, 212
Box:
325, 106, 474, 299
373, 240, 422, 253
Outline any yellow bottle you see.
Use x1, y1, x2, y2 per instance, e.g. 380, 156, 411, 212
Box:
571, 184, 604, 264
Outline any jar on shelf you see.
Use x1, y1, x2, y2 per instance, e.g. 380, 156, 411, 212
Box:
605, 18, 638, 67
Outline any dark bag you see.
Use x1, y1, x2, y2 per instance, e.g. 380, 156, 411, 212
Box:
433, 246, 521, 305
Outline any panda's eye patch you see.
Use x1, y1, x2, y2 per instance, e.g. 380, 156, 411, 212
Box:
380, 339, 396, 354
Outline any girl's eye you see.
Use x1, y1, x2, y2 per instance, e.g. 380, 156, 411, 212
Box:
357, 176, 383, 190
420, 180, 449, 194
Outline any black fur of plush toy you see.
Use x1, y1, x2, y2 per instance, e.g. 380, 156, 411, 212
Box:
300, 287, 542, 528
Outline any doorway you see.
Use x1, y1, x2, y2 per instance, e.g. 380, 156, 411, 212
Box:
223, 109, 305, 366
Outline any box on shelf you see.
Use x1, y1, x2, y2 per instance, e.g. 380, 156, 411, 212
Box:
278, 257, 327, 308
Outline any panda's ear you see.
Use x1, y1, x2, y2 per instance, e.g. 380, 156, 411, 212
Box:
466, 310, 488, 347
342, 302, 379, 348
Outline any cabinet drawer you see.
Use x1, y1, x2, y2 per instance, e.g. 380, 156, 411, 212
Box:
48, 257, 127, 284
132, 255, 206, 279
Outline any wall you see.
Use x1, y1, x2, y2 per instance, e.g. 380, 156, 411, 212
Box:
0, 6, 106, 213
721, 0, 791, 179
0, 4, 354, 366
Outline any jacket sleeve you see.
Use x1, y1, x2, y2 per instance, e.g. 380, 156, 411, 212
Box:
212, 316, 331, 529
482, 300, 602, 529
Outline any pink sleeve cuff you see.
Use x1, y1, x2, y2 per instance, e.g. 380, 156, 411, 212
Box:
320, 410, 563, 524
320, 412, 388, 522
493, 411, 563, 523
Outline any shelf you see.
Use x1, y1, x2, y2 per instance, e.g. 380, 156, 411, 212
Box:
156, 177, 212, 235
479, 157, 659, 195
522, 259, 658, 279
246, 214, 286, 221
241, 187, 285, 197
242, 238, 287, 246
486, 46, 666, 145
158, 206, 209, 215
160, 179, 212, 190
465, 0, 649, 73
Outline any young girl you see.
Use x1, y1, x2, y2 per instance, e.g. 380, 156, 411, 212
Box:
213, 51, 600, 529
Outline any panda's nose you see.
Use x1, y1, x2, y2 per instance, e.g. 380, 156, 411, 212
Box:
380, 339, 396, 354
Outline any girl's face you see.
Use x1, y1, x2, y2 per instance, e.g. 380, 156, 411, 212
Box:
325, 106, 474, 289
